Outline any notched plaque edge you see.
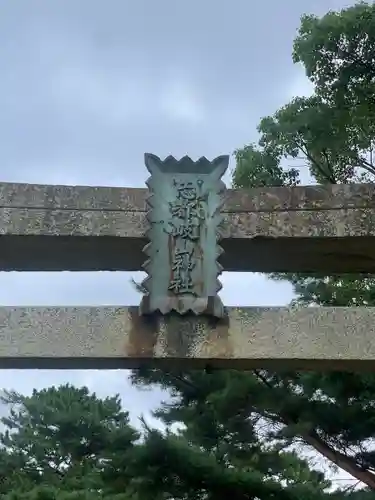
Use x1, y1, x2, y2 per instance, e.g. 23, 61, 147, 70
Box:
140, 153, 229, 318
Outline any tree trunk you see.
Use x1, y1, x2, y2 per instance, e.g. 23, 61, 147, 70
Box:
302, 430, 375, 490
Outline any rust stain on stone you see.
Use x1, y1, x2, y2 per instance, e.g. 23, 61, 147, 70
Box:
196, 313, 234, 361
126, 306, 159, 358
164, 312, 196, 359
160, 310, 233, 362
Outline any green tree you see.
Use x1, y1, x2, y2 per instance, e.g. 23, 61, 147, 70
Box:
233, 0, 375, 492
0, 383, 333, 500
4, 2, 375, 498
131, 1, 375, 497
0, 385, 139, 499
131, 369, 338, 500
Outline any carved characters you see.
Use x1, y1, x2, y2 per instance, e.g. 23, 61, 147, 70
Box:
141, 153, 229, 317
167, 179, 206, 295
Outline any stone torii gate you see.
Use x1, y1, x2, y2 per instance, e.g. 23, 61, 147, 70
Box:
1, 153, 375, 371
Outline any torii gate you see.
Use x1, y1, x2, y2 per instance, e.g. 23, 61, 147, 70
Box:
1, 153, 375, 371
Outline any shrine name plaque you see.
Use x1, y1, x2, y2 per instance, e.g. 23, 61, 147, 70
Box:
139, 153, 229, 318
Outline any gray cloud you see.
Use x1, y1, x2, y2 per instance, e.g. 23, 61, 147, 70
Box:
0, 0, 354, 423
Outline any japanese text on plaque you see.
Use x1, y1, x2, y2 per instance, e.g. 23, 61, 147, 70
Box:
167, 179, 206, 295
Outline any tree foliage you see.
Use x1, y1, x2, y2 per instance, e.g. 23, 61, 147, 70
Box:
0, 385, 139, 499
131, 1, 375, 497
233, 2, 375, 189
0, 384, 339, 499
232, 0, 375, 493
3, 2, 375, 499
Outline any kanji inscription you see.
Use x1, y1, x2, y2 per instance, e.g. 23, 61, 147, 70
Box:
140, 153, 229, 317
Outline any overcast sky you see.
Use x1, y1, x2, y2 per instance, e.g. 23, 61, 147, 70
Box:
0, 0, 355, 429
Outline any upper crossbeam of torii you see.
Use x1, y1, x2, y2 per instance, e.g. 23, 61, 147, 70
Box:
0, 153, 375, 371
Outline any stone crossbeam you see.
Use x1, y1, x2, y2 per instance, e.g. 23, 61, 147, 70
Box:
1, 182, 375, 272
0, 306, 374, 371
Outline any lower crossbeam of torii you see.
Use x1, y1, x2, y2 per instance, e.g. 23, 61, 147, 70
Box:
1, 153, 375, 371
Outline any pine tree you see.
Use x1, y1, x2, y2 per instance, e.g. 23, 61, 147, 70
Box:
131, 2, 375, 497
0, 385, 139, 498
233, 1, 375, 490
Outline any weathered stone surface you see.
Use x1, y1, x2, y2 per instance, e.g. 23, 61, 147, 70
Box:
0, 207, 374, 239
140, 154, 228, 317
0, 306, 374, 370
1, 181, 375, 211
1, 182, 375, 272
0, 183, 147, 211
225, 183, 375, 212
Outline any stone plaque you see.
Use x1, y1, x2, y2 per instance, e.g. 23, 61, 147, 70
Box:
139, 153, 229, 317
